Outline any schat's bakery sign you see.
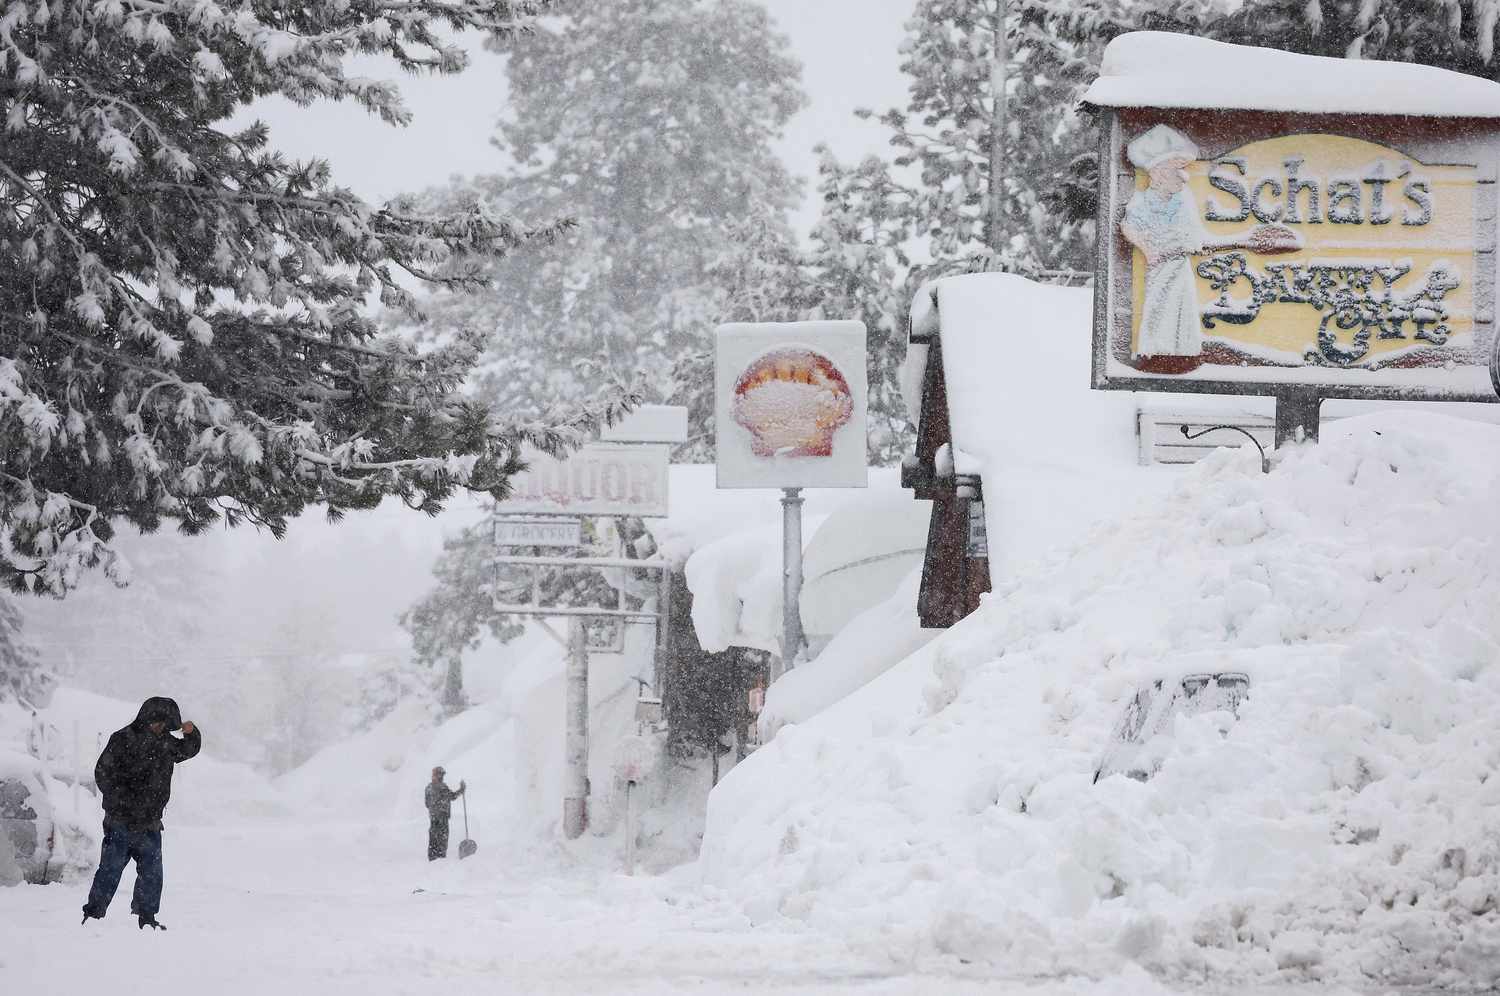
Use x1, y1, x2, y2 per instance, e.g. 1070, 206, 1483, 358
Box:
1087, 107, 1500, 402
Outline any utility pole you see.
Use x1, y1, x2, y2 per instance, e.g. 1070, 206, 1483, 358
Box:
563, 617, 589, 839
987, 0, 1009, 254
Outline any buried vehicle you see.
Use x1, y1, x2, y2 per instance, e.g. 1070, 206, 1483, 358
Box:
1094, 671, 1250, 784
0, 747, 57, 885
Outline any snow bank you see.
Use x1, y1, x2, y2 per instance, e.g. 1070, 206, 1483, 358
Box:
675, 468, 908, 654
757, 568, 935, 738
700, 412, 1500, 989
277, 621, 668, 861
799, 490, 929, 640
685, 521, 814, 654
1084, 31, 1500, 119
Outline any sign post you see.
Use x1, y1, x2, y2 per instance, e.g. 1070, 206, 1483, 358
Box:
486, 411, 683, 846
779, 487, 804, 677
562, 618, 589, 839
715, 322, 868, 673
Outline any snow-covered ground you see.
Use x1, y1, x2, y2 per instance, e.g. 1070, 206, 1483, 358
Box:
10, 407, 1498, 994
8, 418, 1491, 993
1, 812, 1383, 995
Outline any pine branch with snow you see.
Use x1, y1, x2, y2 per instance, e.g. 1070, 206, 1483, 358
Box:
0, 0, 641, 595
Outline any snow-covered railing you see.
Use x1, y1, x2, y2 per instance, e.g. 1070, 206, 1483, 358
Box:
24, 711, 102, 791
1136, 410, 1275, 467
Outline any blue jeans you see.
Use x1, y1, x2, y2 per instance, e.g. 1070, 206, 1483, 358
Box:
83, 820, 163, 917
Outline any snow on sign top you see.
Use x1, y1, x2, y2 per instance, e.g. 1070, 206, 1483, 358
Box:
1083, 32, 1500, 119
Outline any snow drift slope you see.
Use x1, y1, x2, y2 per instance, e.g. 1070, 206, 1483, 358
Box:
700, 412, 1500, 989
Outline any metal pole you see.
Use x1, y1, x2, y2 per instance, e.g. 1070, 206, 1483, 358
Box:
624, 781, 636, 877
562, 617, 589, 839
780, 487, 805, 677
1274, 391, 1323, 447
72, 721, 80, 817
654, 568, 671, 696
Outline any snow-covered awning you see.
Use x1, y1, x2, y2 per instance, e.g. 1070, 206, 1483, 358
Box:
1082, 31, 1500, 119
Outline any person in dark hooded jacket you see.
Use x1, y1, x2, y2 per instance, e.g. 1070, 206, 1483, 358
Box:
81, 697, 200, 930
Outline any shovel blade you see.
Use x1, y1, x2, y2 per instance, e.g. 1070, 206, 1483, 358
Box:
459, 839, 477, 859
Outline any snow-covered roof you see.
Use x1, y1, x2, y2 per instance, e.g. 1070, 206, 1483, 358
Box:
1083, 31, 1500, 119
923, 274, 1173, 586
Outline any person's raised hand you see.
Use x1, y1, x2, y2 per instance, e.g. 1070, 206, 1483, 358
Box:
180, 721, 196, 735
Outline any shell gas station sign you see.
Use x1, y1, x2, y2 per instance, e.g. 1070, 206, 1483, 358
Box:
1089, 100, 1500, 405
714, 321, 868, 489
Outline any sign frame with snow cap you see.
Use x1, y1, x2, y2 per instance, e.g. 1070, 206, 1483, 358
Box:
1083, 32, 1500, 446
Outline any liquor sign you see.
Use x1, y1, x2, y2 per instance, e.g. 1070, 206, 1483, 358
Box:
714, 321, 869, 489
493, 518, 582, 548
494, 443, 670, 518
1085, 38, 1500, 403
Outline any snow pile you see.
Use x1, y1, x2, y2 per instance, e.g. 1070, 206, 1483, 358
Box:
700, 412, 1500, 989
757, 568, 935, 737
1084, 31, 1500, 119
799, 489, 929, 639
674, 468, 907, 654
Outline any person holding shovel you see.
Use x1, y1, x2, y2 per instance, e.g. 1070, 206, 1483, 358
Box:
424, 767, 465, 861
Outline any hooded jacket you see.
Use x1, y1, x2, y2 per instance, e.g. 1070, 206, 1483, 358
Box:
94, 697, 201, 832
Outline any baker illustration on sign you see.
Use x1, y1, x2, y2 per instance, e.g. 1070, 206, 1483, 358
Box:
1121, 124, 1300, 373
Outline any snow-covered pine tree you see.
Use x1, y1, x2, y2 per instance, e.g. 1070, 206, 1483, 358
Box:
668, 149, 919, 466
0, 594, 46, 703
1051, 0, 1500, 76
802, 149, 917, 465
867, 0, 1105, 276
0, 0, 633, 597
400, 518, 524, 714
407, 0, 806, 436
400, 514, 641, 715
666, 213, 814, 462
1151, 0, 1500, 70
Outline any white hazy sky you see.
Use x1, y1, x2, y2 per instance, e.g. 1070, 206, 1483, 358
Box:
249, 0, 915, 235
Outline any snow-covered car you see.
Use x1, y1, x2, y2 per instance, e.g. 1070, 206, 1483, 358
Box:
0, 747, 57, 885
1093, 671, 1250, 784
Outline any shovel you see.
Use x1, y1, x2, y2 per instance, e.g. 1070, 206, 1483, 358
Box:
458, 791, 477, 860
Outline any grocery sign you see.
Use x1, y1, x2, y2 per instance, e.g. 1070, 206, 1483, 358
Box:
494, 443, 670, 518
1085, 74, 1500, 402
714, 321, 868, 489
